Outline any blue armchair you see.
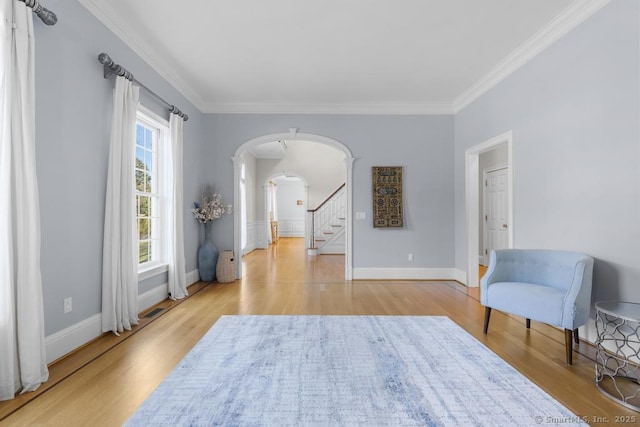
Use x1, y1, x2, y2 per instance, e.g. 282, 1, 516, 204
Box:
481, 249, 594, 365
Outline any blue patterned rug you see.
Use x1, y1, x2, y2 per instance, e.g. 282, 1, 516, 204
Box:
126, 316, 586, 426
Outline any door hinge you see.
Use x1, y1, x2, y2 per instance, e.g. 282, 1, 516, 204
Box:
485, 180, 488, 186
485, 249, 488, 255
485, 214, 488, 221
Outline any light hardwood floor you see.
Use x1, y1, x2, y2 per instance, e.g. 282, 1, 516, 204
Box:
1, 238, 636, 425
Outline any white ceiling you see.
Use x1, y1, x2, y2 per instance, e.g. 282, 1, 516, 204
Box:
80, 0, 609, 114
249, 140, 288, 159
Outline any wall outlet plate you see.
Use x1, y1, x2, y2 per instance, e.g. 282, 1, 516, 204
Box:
64, 297, 72, 314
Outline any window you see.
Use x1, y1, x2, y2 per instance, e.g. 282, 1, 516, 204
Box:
135, 109, 168, 272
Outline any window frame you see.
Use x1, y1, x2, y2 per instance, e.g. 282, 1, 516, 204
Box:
135, 106, 169, 279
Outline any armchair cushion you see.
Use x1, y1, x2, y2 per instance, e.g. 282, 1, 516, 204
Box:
485, 282, 565, 326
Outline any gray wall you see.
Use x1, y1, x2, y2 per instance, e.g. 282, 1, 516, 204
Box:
454, 0, 640, 303
241, 151, 258, 222
274, 178, 306, 237
204, 114, 455, 268
35, 0, 206, 335
34, 0, 635, 340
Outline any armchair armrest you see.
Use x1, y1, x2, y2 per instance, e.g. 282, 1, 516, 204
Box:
480, 250, 499, 306
561, 258, 594, 329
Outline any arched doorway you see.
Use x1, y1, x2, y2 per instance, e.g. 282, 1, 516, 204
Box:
232, 130, 354, 280
262, 172, 309, 250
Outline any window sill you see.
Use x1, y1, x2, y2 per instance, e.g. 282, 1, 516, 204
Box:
138, 262, 168, 281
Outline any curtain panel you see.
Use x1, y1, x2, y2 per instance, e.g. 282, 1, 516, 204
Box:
167, 113, 187, 300
0, 1, 49, 401
101, 76, 140, 335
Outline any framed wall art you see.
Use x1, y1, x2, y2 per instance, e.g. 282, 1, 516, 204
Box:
372, 166, 403, 228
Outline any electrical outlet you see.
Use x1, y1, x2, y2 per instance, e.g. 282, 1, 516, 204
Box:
355, 212, 366, 220
408, 253, 413, 261
64, 297, 72, 314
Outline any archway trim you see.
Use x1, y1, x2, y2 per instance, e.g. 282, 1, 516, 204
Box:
232, 131, 354, 280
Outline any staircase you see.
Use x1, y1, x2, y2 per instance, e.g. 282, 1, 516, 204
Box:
307, 183, 346, 255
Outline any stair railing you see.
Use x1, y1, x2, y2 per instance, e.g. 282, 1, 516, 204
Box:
307, 183, 346, 250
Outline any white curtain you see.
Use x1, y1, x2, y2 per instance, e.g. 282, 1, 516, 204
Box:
271, 183, 278, 221
101, 76, 140, 335
266, 182, 277, 244
0, 1, 49, 401
167, 113, 187, 300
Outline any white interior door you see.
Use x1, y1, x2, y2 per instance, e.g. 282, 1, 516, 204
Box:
484, 167, 508, 264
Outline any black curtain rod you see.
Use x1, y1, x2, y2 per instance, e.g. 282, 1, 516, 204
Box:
18, 0, 57, 25
98, 53, 189, 122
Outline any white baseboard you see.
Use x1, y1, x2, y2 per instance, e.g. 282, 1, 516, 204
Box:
580, 318, 597, 346
277, 219, 305, 237
45, 313, 102, 364
353, 267, 463, 281
139, 283, 169, 313
140, 269, 200, 310
186, 269, 199, 286
454, 268, 467, 285
45, 269, 200, 365
242, 242, 260, 256
479, 255, 489, 267
278, 231, 305, 238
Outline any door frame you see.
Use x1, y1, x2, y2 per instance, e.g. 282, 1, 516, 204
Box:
263, 173, 309, 248
465, 131, 514, 287
232, 130, 354, 281
482, 164, 508, 266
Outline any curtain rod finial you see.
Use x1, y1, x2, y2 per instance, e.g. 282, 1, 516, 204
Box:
37, 6, 57, 25
98, 53, 112, 66
21, 0, 57, 25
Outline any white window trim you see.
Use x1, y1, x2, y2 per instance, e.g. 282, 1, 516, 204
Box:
136, 106, 170, 277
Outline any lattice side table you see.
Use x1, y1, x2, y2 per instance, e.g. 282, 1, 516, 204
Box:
595, 301, 640, 412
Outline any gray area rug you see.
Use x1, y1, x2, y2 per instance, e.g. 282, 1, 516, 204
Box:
126, 315, 586, 426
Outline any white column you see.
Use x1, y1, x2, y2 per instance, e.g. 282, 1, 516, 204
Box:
304, 185, 310, 249
345, 157, 355, 280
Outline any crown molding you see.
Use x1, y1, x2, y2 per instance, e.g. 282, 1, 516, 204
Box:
453, 0, 611, 113
201, 102, 455, 115
80, 0, 610, 117
78, 0, 206, 111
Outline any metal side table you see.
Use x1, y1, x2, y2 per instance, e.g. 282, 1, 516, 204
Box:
595, 301, 640, 412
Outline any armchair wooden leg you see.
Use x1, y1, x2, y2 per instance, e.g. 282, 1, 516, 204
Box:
526, 318, 531, 329
564, 329, 573, 365
483, 307, 491, 334
574, 328, 579, 345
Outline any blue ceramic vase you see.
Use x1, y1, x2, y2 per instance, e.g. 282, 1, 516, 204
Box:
198, 221, 218, 282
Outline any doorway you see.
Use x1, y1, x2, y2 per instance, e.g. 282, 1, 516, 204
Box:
465, 131, 513, 287
232, 131, 354, 280
482, 165, 509, 266
264, 174, 308, 247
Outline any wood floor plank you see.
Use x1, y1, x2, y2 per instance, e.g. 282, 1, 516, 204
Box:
1, 237, 636, 425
